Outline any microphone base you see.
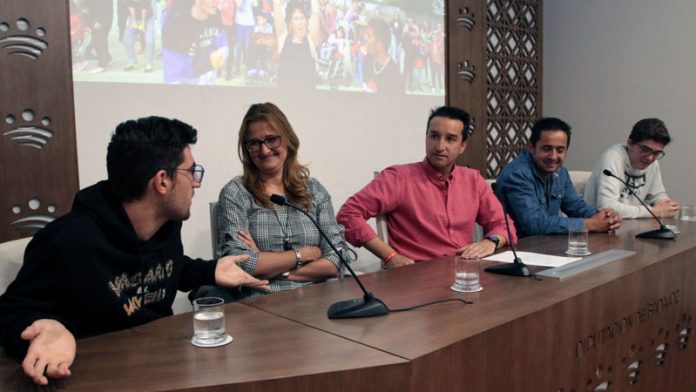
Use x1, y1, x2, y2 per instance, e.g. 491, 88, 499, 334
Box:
636, 227, 677, 240
327, 293, 389, 319
485, 262, 531, 277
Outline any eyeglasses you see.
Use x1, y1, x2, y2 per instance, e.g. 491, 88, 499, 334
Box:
634, 143, 666, 160
245, 135, 281, 152
175, 163, 205, 183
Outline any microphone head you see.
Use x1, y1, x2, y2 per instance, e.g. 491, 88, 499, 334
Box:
602, 169, 613, 177
270, 194, 286, 206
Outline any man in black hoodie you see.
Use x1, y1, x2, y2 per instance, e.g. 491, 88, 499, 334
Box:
0, 116, 269, 385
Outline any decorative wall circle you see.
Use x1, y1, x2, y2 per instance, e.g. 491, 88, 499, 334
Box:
16, 18, 29, 31
22, 109, 34, 121
28, 198, 40, 210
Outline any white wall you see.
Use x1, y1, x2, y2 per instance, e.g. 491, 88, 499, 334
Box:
74, 83, 442, 272
544, 0, 696, 204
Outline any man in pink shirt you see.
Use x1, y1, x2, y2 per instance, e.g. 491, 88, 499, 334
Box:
337, 106, 516, 269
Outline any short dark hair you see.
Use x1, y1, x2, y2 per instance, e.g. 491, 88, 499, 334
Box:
285, 0, 310, 25
629, 118, 671, 145
106, 116, 197, 202
530, 117, 572, 147
368, 17, 391, 51
427, 106, 471, 140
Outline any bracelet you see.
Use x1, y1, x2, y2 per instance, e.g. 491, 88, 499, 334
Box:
293, 248, 303, 269
382, 251, 398, 262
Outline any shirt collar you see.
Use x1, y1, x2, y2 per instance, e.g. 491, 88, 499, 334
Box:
420, 157, 456, 183
523, 151, 559, 182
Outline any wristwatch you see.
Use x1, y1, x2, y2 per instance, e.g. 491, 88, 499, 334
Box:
293, 248, 303, 269
485, 236, 500, 249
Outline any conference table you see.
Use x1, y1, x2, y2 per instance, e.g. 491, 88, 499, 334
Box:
1, 219, 694, 391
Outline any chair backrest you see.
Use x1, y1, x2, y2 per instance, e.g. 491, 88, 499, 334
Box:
569, 170, 592, 198
0, 237, 31, 294
473, 178, 498, 242
209, 201, 219, 259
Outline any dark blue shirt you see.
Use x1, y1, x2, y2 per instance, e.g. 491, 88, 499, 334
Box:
496, 151, 597, 237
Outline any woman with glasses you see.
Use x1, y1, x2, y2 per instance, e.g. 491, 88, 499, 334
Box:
584, 118, 680, 219
197, 102, 347, 301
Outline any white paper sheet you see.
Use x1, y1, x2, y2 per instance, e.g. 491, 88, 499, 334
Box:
483, 251, 582, 268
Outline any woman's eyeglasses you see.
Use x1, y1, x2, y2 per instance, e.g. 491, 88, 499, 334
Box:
245, 135, 281, 152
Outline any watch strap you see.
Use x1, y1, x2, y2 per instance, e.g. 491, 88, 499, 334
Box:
485, 236, 500, 249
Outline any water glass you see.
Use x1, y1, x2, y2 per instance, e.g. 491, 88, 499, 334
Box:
566, 227, 590, 256
451, 256, 482, 292
192, 297, 225, 345
680, 205, 696, 222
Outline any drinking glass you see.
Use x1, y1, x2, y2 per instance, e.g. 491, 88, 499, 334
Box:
451, 256, 482, 292
566, 227, 590, 256
192, 297, 225, 345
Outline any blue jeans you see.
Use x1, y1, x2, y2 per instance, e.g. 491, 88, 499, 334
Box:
123, 16, 155, 64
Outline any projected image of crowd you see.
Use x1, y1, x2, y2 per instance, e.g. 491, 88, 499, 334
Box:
70, 0, 445, 95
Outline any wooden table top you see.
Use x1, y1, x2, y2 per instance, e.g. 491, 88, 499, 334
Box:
0, 302, 408, 391
2, 218, 692, 391
241, 218, 696, 360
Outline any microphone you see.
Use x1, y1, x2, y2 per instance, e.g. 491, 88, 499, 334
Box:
484, 192, 531, 277
270, 194, 389, 318
602, 169, 676, 240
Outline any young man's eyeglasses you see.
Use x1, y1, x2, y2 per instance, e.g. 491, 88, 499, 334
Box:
245, 135, 281, 152
175, 163, 205, 183
634, 143, 666, 160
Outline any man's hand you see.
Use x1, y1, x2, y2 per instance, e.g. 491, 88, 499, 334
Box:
385, 254, 415, 269
652, 198, 680, 218
600, 208, 622, 231
215, 255, 270, 291
20, 319, 76, 386
585, 208, 621, 232
458, 240, 496, 259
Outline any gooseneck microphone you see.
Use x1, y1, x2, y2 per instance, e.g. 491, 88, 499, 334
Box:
484, 194, 531, 277
602, 169, 676, 240
270, 194, 390, 318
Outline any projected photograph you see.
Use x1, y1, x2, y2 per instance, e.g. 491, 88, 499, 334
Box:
70, 0, 445, 95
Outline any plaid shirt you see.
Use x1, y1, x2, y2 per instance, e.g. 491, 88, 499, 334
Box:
217, 176, 348, 299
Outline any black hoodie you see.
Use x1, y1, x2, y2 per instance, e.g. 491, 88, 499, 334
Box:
0, 181, 217, 357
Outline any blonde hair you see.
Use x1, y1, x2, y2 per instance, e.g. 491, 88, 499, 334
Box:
237, 103, 312, 210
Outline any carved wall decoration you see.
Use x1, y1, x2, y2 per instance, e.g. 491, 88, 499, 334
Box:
0, 0, 78, 242
10, 198, 57, 236
448, 0, 542, 178
455, 6, 475, 30
0, 18, 48, 60
4, 111, 54, 149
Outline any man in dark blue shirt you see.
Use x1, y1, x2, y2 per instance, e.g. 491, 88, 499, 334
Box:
496, 117, 621, 237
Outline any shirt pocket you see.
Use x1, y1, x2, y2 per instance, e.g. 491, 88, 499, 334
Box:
549, 192, 563, 214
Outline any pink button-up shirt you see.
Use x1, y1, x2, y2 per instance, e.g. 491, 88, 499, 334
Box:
337, 159, 516, 261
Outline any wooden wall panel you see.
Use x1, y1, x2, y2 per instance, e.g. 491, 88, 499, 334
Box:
0, 0, 78, 241
447, 0, 543, 178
